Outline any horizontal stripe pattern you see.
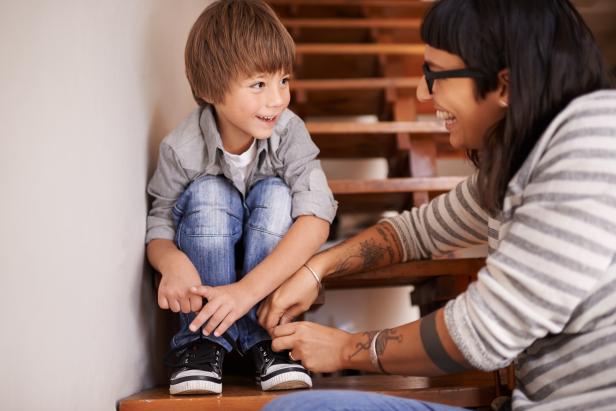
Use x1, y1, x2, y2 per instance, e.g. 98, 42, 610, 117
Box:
386, 90, 616, 410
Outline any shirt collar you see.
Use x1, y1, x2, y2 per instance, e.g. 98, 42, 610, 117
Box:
199, 104, 274, 168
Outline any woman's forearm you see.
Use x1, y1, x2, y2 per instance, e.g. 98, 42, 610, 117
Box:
342, 309, 471, 376
309, 222, 404, 281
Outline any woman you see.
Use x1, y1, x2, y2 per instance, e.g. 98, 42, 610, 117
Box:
258, 0, 615, 409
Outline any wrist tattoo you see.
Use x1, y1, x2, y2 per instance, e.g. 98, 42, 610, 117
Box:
419, 311, 468, 373
375, 328, 403, 357
349, 331, 378, 359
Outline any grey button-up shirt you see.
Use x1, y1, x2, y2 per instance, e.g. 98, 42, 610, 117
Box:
146, 105, 337, 243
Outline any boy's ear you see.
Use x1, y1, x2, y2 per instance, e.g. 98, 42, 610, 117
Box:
498, 69, 509, 107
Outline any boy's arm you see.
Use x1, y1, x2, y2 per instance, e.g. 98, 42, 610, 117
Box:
188, 215, 329, 337
147, 136, 205, 314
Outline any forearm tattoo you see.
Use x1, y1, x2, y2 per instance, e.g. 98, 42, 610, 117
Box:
375, 223, 403, 264
419, 311, 468, 373
328, 224, 402, 279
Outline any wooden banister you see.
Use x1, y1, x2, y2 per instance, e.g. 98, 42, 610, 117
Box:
307, 121, 445, 134
282, 18, 422, 29
296, 43, 425, 55
293, 77, 421, 91
269, 0, 432, 7
329, 177, 464, 194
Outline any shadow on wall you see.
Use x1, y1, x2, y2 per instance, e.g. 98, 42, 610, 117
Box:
136, 1, 209, 388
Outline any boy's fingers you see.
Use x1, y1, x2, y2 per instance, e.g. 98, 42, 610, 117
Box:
169, 299, 181, 313
158, 296, 170, 310
190, 296, 203, 312
203, 306, 231, 336
272, 322, 298, 338
180, 298, 191, 314
213, 313, 236, 337
271, 335, 296, 352
190, 285, 212, 298
189, 301, 220, 331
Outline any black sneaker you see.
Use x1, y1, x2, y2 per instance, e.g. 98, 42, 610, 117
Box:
250, 340, 312, 391
165, 339, 225, 395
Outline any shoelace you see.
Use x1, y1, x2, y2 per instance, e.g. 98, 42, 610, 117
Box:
258, 343, 292, 364
164, 343, 222, 373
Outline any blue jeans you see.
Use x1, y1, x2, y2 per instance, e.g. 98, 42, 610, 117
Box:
262, 391, 468, 411
170, 175, 293, 352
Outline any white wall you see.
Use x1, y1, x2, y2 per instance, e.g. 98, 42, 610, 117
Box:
0, 1, 211, 410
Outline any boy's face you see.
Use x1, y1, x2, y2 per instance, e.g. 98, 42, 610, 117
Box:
213, 71, 291, 154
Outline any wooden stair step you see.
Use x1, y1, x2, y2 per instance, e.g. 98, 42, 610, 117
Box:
324, 258, 485, 289
283, 17, 421, 29
313, 133, 461, 159
329, 177, 464, 194
269, 0, 432, 8
296, 43, 425, 55
119, 372, 496, 411
293, 77, 420, 91
328, 177, 463, 213
307, 121, 445, 135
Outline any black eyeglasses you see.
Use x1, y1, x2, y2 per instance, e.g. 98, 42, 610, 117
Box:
422, 63, 486, 94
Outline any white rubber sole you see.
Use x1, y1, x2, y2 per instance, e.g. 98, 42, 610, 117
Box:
169, 379, 222, 395
259, 370, 313, 391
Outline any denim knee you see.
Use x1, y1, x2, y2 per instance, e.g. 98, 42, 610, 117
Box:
245, 177, 293, 238
172, 175, 243, 250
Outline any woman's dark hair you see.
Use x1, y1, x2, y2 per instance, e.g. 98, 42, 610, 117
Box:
421, 0, 612, 214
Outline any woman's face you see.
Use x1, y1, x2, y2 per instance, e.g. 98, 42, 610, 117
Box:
417, 45, 507, 150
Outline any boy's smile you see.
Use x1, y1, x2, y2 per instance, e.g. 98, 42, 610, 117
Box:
213, 71, 291, 154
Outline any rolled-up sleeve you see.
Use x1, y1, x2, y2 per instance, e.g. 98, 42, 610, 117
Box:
145, 142, 190, 243
277, 118, 337, 223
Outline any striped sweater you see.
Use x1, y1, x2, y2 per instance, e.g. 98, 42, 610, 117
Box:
384, 90, 616, 410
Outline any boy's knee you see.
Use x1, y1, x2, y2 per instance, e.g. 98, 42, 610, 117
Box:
174, 176, 243, 238
175, 176, 241, 215
246, 178, 293, 237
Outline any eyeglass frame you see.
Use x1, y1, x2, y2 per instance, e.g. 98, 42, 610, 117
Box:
422, 63, 487, 94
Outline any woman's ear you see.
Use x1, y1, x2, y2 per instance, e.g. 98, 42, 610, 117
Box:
498, 69, 509, 108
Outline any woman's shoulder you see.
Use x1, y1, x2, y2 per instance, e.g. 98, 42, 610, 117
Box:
560, 89, 616, 122
549, 89, 616, 143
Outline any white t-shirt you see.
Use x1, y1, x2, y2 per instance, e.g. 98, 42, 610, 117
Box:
222, 139, 258, 183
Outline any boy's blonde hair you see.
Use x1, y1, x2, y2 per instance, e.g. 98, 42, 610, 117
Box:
185, 0, 295, 106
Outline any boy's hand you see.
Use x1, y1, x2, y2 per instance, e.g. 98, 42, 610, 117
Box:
189, 283, 256, 337
257, 266, 320, 333
158, 269, 203, 314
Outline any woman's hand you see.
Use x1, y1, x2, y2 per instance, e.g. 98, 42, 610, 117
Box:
188, 282, 257, 337
257, 266, 321, 333
271, 321, 353, 373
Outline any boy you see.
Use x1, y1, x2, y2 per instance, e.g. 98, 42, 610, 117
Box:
146, 0, 336, 396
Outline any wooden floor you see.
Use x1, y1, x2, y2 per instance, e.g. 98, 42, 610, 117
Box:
119, 372, 496, 411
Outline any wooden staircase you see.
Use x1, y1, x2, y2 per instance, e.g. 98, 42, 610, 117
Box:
119, 1, 499, 409
120, 373, 496, 411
